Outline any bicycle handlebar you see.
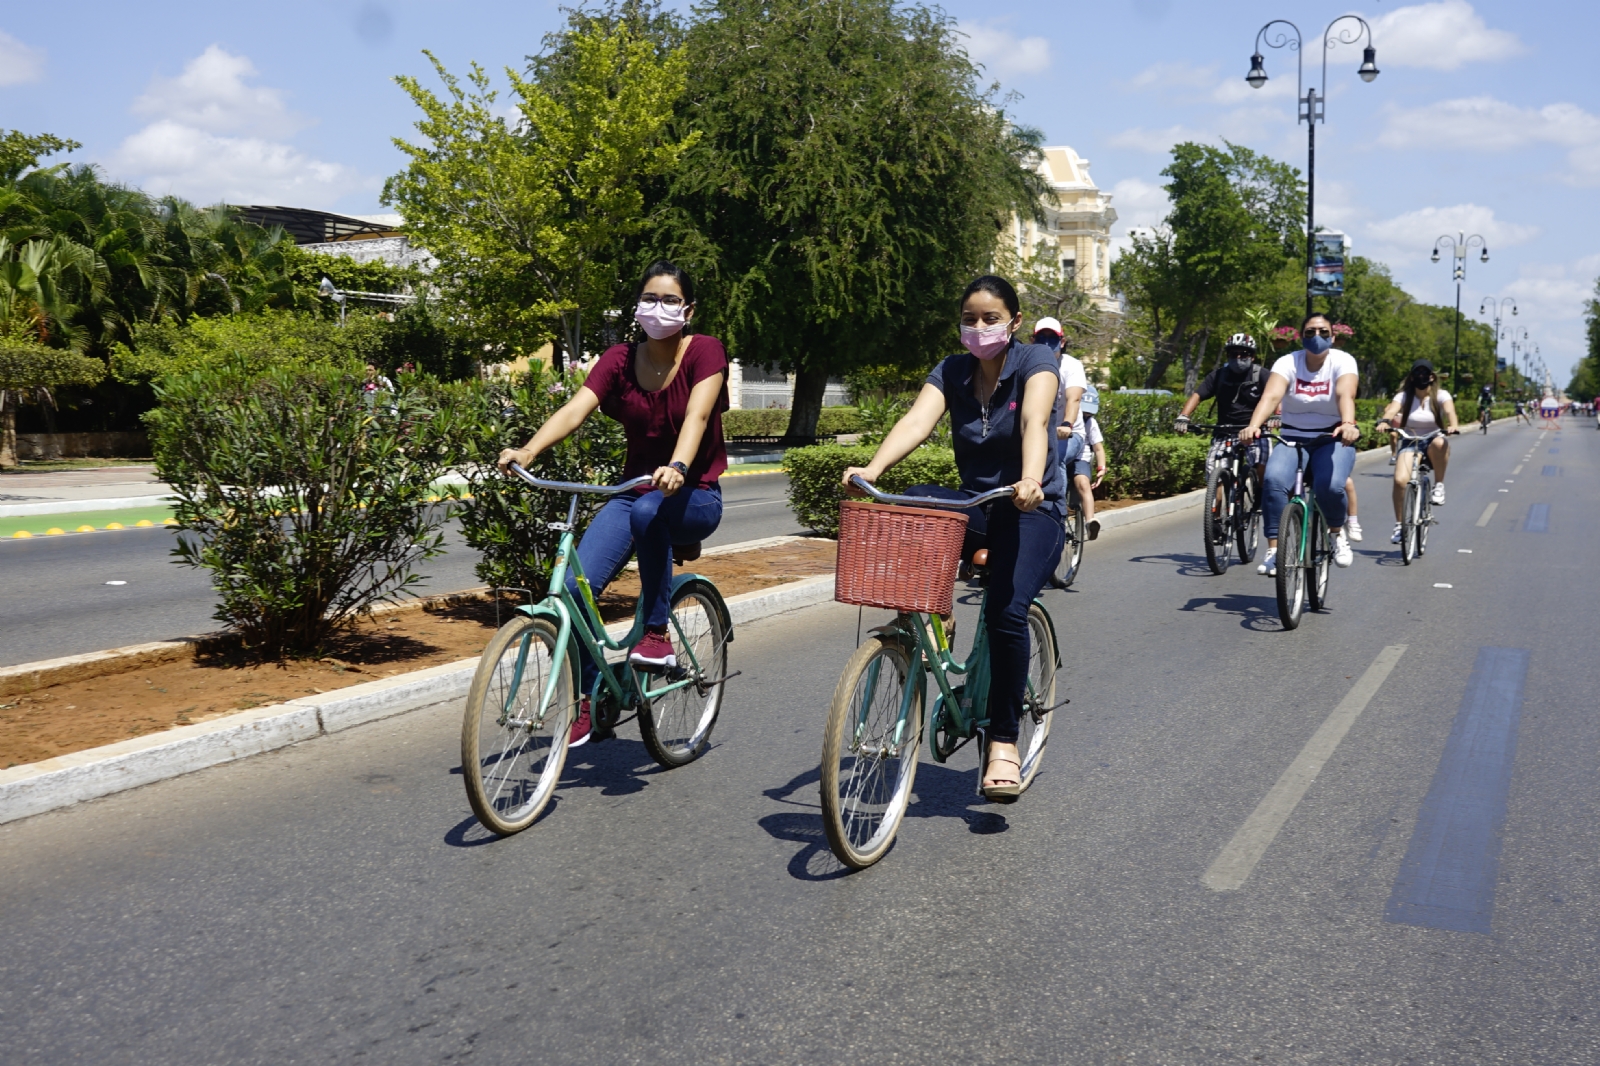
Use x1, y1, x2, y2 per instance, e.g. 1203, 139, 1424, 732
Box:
506, 463, 655, 496
1386, 426, 1455, 442
847, 475, 1015, 511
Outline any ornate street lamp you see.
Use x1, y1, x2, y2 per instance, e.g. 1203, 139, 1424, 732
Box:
1430, 233, 1488, 391
1479, 296, 1518, 393
1246, 16, 1380, 318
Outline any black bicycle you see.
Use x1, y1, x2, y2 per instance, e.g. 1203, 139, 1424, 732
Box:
1051, 476, 1087, 588
1389, 426, 1454, 565
1186, 422, 1264, 575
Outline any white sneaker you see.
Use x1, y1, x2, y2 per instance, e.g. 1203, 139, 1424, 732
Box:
1346, 516, 1363, 542
1388, 454, 1397, 465
1391, 522, 1404, 544
1257, 548, 1277, 576
1334, 532, 1354, 568
1431, 483, 1446, 506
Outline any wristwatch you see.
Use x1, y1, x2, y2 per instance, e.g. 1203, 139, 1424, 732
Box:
669, 461, 689, 476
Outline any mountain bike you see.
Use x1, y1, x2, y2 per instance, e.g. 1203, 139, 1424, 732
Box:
1392, 427, 1453, 565
1051, 476, 1087, 588
1478, 405, 1492, 434
1269, 434, 1341, 631
1187, 422, 1263, 575
820, 478, 1062, 868
460, 467, 735, 835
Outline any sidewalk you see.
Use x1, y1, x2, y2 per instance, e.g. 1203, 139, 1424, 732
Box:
0, 465, 171, 516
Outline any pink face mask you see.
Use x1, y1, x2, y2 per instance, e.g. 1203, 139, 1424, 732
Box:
636, 300, 688, 340
961, 322, 1012, 360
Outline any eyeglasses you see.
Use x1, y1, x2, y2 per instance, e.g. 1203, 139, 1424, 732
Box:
1305, 327, 1332, 337
638, 294, 686, 308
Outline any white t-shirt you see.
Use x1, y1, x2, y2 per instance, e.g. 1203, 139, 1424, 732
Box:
1084, 414, 1104, 452
1269, 349, 1359, 434
1056, 354, 1088, 426
1391, 388, 1453, 432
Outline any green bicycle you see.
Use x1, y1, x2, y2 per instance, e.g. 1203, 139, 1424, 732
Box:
461, 467, 735, 835
819, 478, 1063, 869
1270, 433, 1338, 631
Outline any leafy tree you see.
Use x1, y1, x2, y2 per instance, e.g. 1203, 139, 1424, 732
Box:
991, 241, 1122, 361
660, 0, 1048, 440
1570, 279, 1600, 399
385, 23, 696, 367
0, 129, 80, 183
0, 331, 105, 466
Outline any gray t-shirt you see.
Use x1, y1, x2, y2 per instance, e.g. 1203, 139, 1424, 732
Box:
926, 340, 1065, 516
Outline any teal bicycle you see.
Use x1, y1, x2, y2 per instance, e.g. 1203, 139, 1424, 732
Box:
461, 466, 734, 835
820, 478, 1063, 868
1270, 433, 1338, 630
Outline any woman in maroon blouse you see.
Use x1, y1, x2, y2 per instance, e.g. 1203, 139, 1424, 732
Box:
497, 261, 728, 746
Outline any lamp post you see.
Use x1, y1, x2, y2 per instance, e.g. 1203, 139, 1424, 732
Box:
1479, 296, 1517, 393
1507, 330, 1530, 400
1246, 16, 1380, 319
1430, 233, 1489, 392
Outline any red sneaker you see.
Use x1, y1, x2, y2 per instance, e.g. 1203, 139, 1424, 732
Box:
568, 697, 592, 748
629, 627, 676, 670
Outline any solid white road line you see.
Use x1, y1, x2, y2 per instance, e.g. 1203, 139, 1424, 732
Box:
1477, 503, 1499, 527
1202, 644, 1409, 892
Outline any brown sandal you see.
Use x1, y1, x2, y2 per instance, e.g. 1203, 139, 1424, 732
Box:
981, 754, 1023, 802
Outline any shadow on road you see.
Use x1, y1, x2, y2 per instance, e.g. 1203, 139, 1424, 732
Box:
760, 762, 1010, 880
1177, 591, 1283, 631
1128, 552, 1216, 578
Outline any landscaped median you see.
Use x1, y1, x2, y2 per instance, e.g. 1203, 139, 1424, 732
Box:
0, 537, 839, 825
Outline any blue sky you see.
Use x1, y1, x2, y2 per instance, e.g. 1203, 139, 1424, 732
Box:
3, 1, 1597, 382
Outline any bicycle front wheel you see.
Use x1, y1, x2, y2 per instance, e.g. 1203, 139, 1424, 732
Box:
1401, 480, 1421, 564
1275, 502, 1306, 630
461, 615, 573, 835
640, 579, 730, 769
1054, 503, 1086, 588
820, 635, 923, 869
1203, 465, 1231, 575
1418, 480, 1432, 557
1015, 602, 1057, 792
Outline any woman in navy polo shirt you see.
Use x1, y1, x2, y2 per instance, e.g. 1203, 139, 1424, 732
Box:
843, 275, 1063, 801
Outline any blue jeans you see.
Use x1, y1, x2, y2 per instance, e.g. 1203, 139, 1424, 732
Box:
1262, 437, 1355, 538
565, 486, 722, 692
905, 486, 1063, 745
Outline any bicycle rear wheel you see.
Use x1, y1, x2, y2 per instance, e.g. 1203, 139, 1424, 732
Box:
1307, 509, 1331, 612
1236, 470, 1261, 563
1053, 499, 1086, 588
1203, 465, 1231, 575
639, 579, 729, 769
461, 615, 573, 835
1418, 479, 1432, 557
1275, 502, 1306, 630
1401, 480, 1421, 564
1015, 602, 1057, 792
820, 635, 923, 869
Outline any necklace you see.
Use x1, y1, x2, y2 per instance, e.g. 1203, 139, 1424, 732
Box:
977, 375, 999, 438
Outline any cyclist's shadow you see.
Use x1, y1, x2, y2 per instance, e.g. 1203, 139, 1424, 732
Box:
760, 761, 1008, 881
1128, 552, 1216, 578
560, 735, 674, 797
1177, 592, 1282, 631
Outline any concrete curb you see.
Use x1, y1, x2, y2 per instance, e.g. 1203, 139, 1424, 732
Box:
0, 574, 834, 826
0, 494, 174, 518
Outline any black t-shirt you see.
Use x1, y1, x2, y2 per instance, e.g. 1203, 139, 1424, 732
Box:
1196, 362, 1268, 427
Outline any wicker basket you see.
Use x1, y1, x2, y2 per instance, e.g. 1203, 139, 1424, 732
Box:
835, 499, 968, 615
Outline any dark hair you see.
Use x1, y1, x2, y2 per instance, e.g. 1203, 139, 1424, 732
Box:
961, 275, 1020, 318
1301, 312, 1331, 331
637, 259, 695, 305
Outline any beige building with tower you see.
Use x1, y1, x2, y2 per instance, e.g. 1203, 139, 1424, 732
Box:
1003, 146, 1121, 365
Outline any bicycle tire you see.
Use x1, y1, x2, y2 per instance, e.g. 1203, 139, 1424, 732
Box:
1053, 497, 1086, 588
1308, 508, 1331, 612
1014, 602, 1057, 793
638, 579, 729, 769
1236, 470, 1261, 564
1203, 465, 1231, 575
461, 614, 573, 835
1401, 479, 1420, 564
820, 635, 923, 869
1275, 502, 1306, 630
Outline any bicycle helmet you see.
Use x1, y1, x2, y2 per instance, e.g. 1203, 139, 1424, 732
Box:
1080, 383, 1101, 416
1224, 332, 1257, 353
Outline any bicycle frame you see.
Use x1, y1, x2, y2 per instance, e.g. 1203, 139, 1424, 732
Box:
1270, 434, 1337, 559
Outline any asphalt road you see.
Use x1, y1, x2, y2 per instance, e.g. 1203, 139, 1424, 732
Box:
0, 473, 803, 667
2, 423, 1596, 1064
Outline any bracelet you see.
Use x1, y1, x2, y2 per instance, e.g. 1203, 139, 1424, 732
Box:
668, 461, 689, 476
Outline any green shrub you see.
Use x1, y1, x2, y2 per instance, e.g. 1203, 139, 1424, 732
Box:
449, 362, 626, 594
783, 443, 960, 536
1120, 434, 1210, 497
145, 360, 460, 654
722, 406, 861, 438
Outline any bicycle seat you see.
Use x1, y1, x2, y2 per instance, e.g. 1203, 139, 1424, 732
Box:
673, 541, 702, 565
968, 548, 989, 568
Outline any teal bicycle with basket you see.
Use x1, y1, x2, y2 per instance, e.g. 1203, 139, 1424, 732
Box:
818, 477, 1063, 868
460, 465, 735, 835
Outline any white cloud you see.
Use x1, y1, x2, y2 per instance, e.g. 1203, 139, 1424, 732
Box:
1362, 203, 1539, 268
957, 22, 1051, 75
1109, 177, 1169, 232
1126, 61, 1216, 91
1107, 125, 1207, 155
112, 45, 369, 209
1370, 1, 1525, 71
1378, 96, 1600, 185
0, 29, 46, 86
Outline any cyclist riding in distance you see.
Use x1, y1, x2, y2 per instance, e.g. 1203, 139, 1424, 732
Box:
1477, 382, 1494, 425
1374, 359, 1460, 543
843, 275, 1063, 802
1175, 332, 1270, 482
1071, 384, 1107, 539
496, 260, 729, 748
1239, 313, 1362, 576
1031, 316, 1087, 479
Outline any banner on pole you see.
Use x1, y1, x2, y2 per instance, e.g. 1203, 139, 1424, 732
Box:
1310, 232, 1347, 296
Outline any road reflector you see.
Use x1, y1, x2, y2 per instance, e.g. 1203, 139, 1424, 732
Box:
135, 520, 153, 527
105, 522, 125, 530
163, 518, 178, 526
105, 580, 127, 586
11, 530, 32, 538
75, 525, 94, 532
46, 527, 65, 535
1457, 549, 1472, 553
1433, 583, 1453, 589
